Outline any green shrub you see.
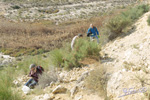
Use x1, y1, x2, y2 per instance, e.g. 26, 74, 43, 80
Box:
147, 15, 150, 26
138, 4, 149, 13
51, 38, 101, 70
50, 49, 64, 68
107, 4, 149, 40
11, 5, 20, 9
0, 67, 23, 100
107, 15, 130, 35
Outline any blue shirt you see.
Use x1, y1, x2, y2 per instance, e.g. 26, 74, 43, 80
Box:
87, 27, 99, 37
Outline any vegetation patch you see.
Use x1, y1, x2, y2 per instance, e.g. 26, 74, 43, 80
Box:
0, 67, 24, 100
107, 4, 149, 40
50, 38, 101, 70
11, 5, 21, 9
85, 66, 108, 99
0, 48, 48, 57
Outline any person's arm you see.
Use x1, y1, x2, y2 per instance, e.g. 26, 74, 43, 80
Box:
87, 28, 91, 34
96, 28, 99, 35
28, 69, 36, 77
28, 71, 32, 77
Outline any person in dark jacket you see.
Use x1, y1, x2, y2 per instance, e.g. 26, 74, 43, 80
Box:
87, 24, 100, 43
25, 64, 44, 89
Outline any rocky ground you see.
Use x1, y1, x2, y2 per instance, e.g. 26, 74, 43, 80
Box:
0, 0, 139, 23
0, 53, 15, 67
12, 10, 150, 100
102, 10, 150, 100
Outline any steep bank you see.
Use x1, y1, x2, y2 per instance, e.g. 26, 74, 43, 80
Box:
102, 11, 150, 100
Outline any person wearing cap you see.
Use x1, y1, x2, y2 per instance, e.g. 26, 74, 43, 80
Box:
71, 33, 83, 50
24, 64, 44, 89
87, 24, 100, 44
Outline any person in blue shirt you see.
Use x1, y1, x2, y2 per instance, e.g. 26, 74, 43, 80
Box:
87, 24, 100, 43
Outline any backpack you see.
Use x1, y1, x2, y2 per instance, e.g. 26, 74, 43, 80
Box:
87, 27, 97, 37
36, 66, 44, 74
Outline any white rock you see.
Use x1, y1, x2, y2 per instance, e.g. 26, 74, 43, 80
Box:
50, 81, 55, 87
122, 69, 127, 72
52, 85, 67, 94
77, 71, 89, 83
22, 85, 30, 94
70, 86, 78, 97
43, 94, 50, 100
75, 95, 82, 100
107, 71, 123, 94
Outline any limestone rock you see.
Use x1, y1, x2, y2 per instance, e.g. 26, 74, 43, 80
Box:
43, 94, 51, 100
50, 81, 55, 87
70, 86, 78, 97
75, 95, 82, 100
52, 85, 67, 94
77, 71, 89, 83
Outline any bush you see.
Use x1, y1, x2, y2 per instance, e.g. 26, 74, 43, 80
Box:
0, 67, 23, 100
11, 5, 20, 9
107, 15, 130, 35
51, 38, 101, 70
138, 4, 149, 13
147, 15, 150, 26
38, 68, 59, 88
85, 66, 108, 99
50, 49, 64, 68
107, 4, 149, 40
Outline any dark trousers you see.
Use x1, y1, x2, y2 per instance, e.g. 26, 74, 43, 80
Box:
25, 78, 37, 89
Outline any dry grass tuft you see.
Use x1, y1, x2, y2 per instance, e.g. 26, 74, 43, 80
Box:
38, 68, 59, 88
85, 66, 109, 99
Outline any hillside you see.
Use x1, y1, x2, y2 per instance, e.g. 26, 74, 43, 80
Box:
12, 7, 150, 100
1, 1, 150, 100
0, 0, 138, 23
0, 0, 141, 57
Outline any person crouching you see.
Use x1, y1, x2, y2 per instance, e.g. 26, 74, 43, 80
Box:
24, 64, 44, 89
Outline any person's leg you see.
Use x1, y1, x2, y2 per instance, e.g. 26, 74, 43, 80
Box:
95, 35, 100, 44
90, 36, 94, 41
29, 79, 37, 89
25, 79, 33, 87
